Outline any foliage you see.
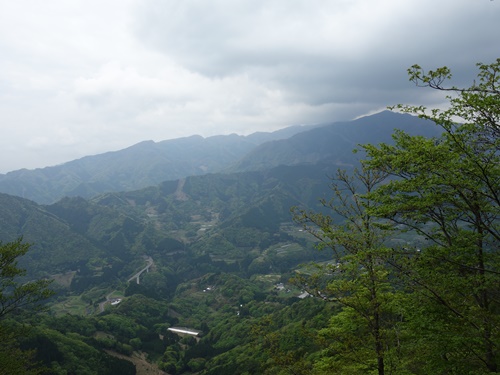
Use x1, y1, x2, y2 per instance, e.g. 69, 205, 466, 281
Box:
363, 59, 500, 373
21, 326, 136, 375
0, 239, 54, 374
0, 324, 45, 375
0, 238, 54, 319
293, 167, 403, 375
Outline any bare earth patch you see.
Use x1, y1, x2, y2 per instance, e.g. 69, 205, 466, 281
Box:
51, 271, 76, 288
104, 350, 168, 375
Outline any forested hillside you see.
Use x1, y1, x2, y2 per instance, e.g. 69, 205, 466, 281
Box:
231, 110, 439, 172
0, 60, 498, 374
0, 126, 311, 204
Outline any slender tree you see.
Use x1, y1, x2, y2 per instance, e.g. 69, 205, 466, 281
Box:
293, 166, 403, 375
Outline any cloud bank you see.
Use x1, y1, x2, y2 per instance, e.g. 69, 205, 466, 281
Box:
0, 0, 498, 172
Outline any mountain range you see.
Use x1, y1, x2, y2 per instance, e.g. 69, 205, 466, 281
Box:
0, 111, 438, 204
0, 110, 441, 280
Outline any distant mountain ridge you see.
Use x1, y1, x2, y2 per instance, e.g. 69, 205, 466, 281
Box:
231, 111, 440, 172
0, 125, 313, 204
0, 111, 440, 204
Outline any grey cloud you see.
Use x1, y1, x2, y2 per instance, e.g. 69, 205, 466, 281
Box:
0, 0, 499, 172
133, 0, 500, 107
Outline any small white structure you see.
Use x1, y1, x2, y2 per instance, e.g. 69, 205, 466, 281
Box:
110, 298, 122, 306
167, 327, 202, 337
298, 291, 311, 299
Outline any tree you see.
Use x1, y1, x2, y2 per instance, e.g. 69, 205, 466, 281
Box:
0, 238, 54, 374
0, 238, 53, 319
363, 59, 500, 373
0, 325, 44, 375
292, 167, 403, 375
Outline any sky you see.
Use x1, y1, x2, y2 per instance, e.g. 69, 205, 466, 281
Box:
0, 0, 499, 173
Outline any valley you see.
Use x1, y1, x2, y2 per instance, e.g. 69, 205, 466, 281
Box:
0, 108, 498, 374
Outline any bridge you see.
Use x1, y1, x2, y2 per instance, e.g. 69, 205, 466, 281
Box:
127, 256, 153, 284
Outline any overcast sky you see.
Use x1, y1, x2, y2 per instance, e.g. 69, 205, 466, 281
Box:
0, 0, 498, 173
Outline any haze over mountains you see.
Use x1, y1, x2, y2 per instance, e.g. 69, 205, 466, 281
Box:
0, 122, 315, 204
0, 111, 439, 204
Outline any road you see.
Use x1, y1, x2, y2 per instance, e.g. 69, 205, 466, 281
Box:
127, 256, 154, 284
98, 291, 117, 313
